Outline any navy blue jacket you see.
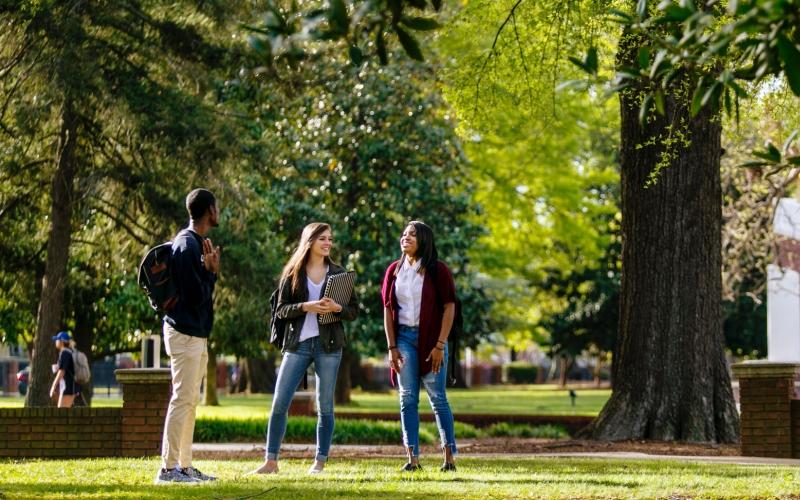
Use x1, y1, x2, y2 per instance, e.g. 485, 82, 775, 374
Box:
163, 229, 216, 338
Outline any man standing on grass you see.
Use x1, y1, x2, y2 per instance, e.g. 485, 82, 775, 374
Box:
156, 188, 221, 484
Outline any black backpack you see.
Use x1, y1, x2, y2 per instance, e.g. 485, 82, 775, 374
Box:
138, 242, 179, 313
269, 283, 287, 349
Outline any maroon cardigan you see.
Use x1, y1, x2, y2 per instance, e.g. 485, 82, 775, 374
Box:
381, 259, 457, 377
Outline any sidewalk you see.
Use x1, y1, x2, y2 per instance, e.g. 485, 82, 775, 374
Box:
192, 442, 800, 466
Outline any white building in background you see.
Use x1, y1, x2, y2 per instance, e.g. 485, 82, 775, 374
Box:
767, 198, 800, 362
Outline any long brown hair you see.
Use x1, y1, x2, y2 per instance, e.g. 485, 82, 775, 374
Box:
280, 222, 334, 293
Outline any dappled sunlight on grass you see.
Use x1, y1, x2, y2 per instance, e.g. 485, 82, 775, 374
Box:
0, 456, 798, 499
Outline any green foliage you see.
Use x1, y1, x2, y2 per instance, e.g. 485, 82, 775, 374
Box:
0, 1, 265, 361
586, 0, 800, 127
505, 362, 539, 384
193, 415, 557, 442
245, 0, 445, 67
194, 416, 432, 444
227, 49, 492, 356
485, 422, 568, 439
436, 1, 620, 349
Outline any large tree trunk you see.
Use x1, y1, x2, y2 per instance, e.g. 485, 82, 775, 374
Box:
334, 348, 355, 404
204, 345, 219, 406
585, 32, 739, 442
25, 101, 78, 408
236, 356, 277, 394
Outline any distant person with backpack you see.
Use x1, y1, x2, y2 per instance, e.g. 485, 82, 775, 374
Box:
49, 331, 80, 407
155, 188, 220, 484
381, 221, 458, 472
249, 222, 358, 476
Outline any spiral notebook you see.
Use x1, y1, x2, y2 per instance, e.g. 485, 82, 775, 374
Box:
319, 271, 356, 325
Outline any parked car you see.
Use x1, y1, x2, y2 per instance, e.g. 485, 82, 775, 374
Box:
16, 366, 29, 396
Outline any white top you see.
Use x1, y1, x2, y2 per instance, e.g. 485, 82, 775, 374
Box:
395, 258, 424, 327
300, 274, 325, 341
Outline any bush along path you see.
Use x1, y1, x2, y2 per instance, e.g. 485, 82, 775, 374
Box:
193, 417, 568, 444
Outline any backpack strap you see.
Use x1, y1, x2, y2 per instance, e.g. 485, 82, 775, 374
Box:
64, 348, 77, 384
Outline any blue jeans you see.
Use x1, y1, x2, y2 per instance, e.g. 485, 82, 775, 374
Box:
396, 325, 457, 457
265, 337, 342, 462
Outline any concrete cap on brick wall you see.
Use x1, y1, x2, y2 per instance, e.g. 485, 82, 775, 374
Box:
115, 368, 171, 383
732, 361, 800, 379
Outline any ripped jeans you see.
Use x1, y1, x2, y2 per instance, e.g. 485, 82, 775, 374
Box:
396, 325, 457, 457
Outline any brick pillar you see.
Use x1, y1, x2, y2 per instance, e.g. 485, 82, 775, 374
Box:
116, 368, 172, 458
732, 361, 799, 458
288, 391, 315, 416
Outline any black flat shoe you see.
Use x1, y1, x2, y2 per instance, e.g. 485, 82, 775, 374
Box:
440, 462, 456, 472
401, 462, 422, 472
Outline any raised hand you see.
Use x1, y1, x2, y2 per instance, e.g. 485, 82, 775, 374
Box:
203, 238, 221, 274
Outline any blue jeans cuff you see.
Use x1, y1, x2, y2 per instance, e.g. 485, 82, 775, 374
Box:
266, 451, 278, 461
315, 453, 328, 462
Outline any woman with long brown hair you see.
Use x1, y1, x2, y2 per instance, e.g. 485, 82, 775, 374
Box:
250, 222, 357, 475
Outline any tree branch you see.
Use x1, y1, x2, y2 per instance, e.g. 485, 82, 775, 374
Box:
473, 0, 524, 117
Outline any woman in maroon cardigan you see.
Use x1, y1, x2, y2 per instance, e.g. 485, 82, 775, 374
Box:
381, 220, 457, 472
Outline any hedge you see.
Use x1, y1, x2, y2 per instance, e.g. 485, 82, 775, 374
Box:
193, 417, 566, 443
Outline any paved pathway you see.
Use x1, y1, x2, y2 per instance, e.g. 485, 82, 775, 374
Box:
193, 443, 800, 466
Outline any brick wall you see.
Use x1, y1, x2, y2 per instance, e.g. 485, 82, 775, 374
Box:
0, 368, 171, 459
738, 377, 794, 457
119, 372, 171, 458
792, 399, 800, 459
733, 361, 799, 459
0, 407, 121, 458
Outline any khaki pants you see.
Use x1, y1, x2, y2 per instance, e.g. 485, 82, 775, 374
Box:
161, 323, 208, 469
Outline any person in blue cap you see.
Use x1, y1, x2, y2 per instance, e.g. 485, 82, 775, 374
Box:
49, 331, 78, 408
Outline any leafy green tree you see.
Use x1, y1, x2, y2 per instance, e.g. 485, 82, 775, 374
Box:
0, 0, 245, 406
242, 0, 800, 442
236, 49, 491, 400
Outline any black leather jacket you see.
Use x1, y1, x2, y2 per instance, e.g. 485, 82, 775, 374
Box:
276, 263, 358, 353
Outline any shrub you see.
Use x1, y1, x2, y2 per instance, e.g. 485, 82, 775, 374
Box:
194, 417, 437, 444
484, 422, 568, 439
505, 362, 538, 384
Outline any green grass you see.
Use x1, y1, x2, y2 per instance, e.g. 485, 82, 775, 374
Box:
1, 457, 798, 499
0, 385, 608, 417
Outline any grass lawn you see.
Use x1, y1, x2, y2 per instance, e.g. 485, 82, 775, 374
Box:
0, 385, 609, 418
1, 457, 798, 499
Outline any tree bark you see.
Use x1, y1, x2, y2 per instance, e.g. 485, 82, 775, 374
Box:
334, 348, 354, 404
25, 100, 78, 408
237, 356, 277, 394
585, 32, 739, 442
558, 356, 570, 388
593, 355, 602, 388
204, 345, 219, 406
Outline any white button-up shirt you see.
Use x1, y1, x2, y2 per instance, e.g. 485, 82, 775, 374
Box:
395, 258, 424, 327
